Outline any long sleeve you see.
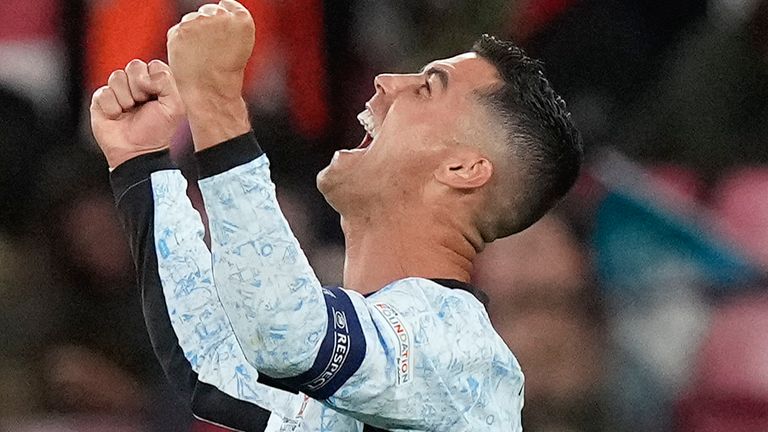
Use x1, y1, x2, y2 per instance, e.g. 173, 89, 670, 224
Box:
110, 151, 299, 430
196, 133, 366, 399
195, 133, 525, 431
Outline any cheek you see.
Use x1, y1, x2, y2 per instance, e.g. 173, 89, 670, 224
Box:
390, 101, 440, 130
368, 102, 455, 176
370, 137, 424, 172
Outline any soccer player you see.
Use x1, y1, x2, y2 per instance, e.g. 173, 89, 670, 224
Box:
90, 1, 582, 430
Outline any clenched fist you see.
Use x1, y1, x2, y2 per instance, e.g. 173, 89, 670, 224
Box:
167, 0, 255, 102
90, 60, 184, 168
166, 0, 254, 151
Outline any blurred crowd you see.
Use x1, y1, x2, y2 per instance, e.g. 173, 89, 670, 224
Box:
1, 0, 768, 431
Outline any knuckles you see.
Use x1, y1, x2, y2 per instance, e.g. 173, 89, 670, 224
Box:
125, 58, 146, 70
151, 69, 173, 83
91, 87, 122, 119
166, 24, 179, 41
107, 69, 126, 83
170, 9, 251, 37
166, 0, 255, 80
147, 59, 170, 74
91, 86, 109, 106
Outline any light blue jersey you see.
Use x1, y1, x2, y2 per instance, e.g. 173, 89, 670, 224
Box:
131, 133, 524, 431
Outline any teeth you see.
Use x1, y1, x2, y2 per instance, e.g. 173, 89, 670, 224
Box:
357, 110, 374, 136
357, 109, 377, 138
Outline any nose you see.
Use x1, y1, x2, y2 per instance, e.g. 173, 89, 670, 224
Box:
374, 73, 422, 96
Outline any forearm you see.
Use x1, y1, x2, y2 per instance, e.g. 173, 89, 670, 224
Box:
195, 133, 328, 378
171, 6, 328, 378
150, 167, 247, 384
109, 151, 294, 428
183, 87, 251, 152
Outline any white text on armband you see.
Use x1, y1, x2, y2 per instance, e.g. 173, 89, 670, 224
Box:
306, 308, 350, 391
374, 303, 412, 385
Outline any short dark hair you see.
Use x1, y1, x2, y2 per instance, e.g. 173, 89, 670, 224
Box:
472, 34, 582, 238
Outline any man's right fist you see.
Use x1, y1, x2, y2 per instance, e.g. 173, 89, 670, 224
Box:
90, 59, 184, 169
167, 0, 255, 102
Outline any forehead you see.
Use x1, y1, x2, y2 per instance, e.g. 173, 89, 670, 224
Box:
426, 52, 501, 91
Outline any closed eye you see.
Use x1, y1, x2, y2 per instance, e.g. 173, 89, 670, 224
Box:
418, 79, 431, 97
424, 67, 449, 90
416, 65, 448, 97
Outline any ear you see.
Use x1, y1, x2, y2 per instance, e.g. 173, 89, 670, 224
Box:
434, 153, 494, 190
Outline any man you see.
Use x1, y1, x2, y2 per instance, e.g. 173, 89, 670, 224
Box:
90, 1, 582, 430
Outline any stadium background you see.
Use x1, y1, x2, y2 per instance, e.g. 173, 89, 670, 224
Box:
1, 0, 768, 430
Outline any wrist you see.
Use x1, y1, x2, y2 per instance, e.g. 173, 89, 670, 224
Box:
176, 69, 246, 106
184, 92, 251, 152
107, 146, 169, 170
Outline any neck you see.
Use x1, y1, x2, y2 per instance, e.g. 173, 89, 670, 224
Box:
340, 209, 483, 295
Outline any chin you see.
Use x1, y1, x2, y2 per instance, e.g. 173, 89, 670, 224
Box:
317, 165, 373, 217
316, 165, 344, 212
317, 150, 356, 197
316, 165, 333, 195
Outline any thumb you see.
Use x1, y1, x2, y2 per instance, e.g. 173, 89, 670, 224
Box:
147, 60, 184, 116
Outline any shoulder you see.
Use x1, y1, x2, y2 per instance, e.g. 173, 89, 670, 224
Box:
366, 277, 490, 329
364, 277, 517, 367
366, 277, 484, 309
362, 278, 525, 426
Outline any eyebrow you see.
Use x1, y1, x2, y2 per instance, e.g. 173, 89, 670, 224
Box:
420, 65, 449, 90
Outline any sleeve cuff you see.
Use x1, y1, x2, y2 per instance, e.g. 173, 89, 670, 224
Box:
109, 149, 175, 206
194, 131, 264, 179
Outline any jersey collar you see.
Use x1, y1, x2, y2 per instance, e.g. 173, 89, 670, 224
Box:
360, 278, 490, 307
430, 278, 490, 306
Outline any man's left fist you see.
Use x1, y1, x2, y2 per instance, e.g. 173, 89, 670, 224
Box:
167, 0, 256, 102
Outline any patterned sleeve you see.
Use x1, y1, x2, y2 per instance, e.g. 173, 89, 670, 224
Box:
196, 133, 368, 401
195, 133, 524, 431
109, 151, 303, 431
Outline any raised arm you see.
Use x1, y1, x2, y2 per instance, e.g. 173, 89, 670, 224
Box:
90, 59, 301, 430
198, 133, 366, 389
163, 3, 519, 431
165, 0, 368, 396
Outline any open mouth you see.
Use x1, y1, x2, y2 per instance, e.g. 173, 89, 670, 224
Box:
358, 132, 373, 149
356, 108, 377, 149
